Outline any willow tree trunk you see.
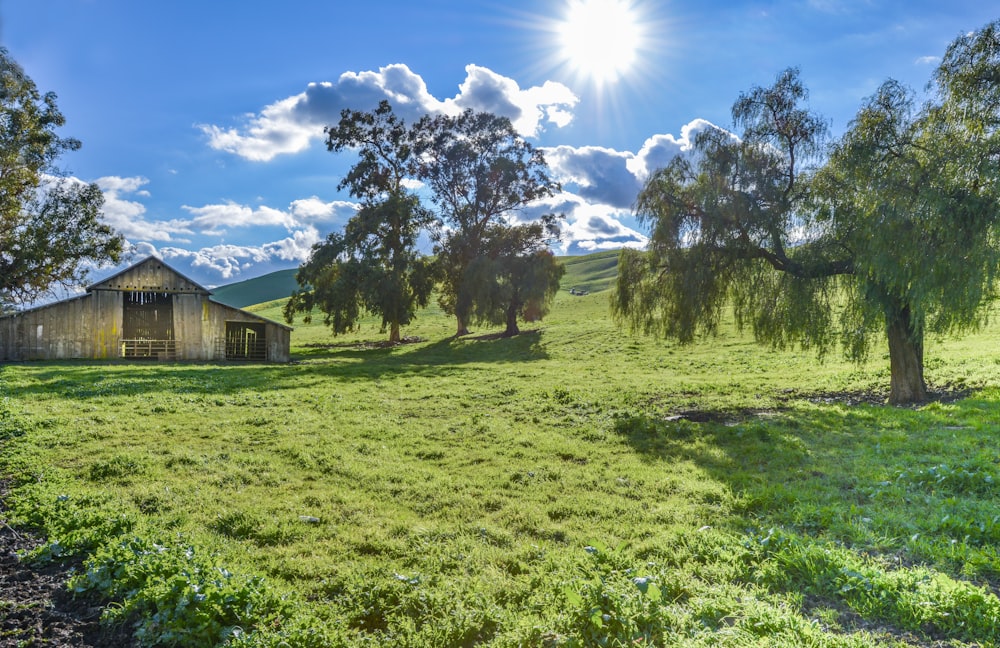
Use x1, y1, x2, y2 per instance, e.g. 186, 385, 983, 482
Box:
455, 315, 470, 337
389, 320, 401, 344
886, 307, 927, 405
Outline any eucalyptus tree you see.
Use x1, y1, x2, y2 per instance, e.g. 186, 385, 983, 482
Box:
463, 215, 565, 337
285, 101, 435, 343
0, 48, 124, 308
614, 22, 1000, 404
414, 109, 561, 335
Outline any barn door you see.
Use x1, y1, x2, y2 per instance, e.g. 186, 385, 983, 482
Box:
122, 291, 174, 358
225, 322, 266, 360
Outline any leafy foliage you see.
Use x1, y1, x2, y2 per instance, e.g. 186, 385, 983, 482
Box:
414, 109, 562, 335
463, 217, 566, 336
614, 23, 1000, 404
0, 47, 124, 308
285, 101, 436, 342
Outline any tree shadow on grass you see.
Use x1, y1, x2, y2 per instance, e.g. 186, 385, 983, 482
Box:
614, 388, 1000, 545
0, 330, 550, 400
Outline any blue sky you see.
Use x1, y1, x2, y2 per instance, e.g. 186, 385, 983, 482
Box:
4, 1, 996, 287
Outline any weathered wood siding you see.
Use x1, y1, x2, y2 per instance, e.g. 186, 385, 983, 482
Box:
90, 258, 208, 295
203, 300, 291, 362
0, 257, 291, 362
0, 291, 123, 361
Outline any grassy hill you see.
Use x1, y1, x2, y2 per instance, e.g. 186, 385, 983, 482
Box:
216, 250, 621, 311
211, 268, 298, 308
2, 271, 1000, 646
558, 249, 620, 294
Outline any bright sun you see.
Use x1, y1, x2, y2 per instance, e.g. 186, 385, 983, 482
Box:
558, 0, 643, 86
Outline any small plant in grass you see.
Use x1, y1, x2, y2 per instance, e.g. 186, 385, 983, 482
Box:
551, 542, 676, 646
70, 535, 287, 647
746, 527, 1000, 643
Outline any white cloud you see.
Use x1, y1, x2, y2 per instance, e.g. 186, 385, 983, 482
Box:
201, 63, 578, 161
523, 192, 648, 255
148, 227, 322, 281
182, 201, 293, 234
290, 197, 359, 222
263, 226, 322, 261
544, 145, 641, 209
181, 197, 357, 235
627, 119, 727, 181
915, 55, 940, 66
542, 119, 731, 212
95, 176, 194, 242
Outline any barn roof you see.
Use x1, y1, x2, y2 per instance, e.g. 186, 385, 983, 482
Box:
88, 256, 211, 294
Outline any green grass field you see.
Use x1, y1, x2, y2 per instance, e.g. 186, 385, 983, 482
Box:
3, 260, 1000, 646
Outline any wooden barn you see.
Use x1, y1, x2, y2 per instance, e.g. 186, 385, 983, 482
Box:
0, 256, 291, 362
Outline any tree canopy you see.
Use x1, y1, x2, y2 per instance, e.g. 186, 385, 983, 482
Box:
614, 22, 1000, 404
284, 101, 435, 342
290, 103, 565, 341
0, 48, 124, 308
413, 109, 562, 335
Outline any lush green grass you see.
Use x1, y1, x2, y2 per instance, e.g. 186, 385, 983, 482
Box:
3, 282, 1000, 646
558, 250, 619, 295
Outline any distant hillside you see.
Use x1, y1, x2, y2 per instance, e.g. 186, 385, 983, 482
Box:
211, 268, 298, 308
558, 249, 620, 294
212, 250, 622, 309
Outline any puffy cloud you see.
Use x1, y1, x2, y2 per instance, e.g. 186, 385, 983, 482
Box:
524, 192, 647, 255
544, 145, 641, 210
290, 197, 358, 222
95, 176, 194, 242
542, 119, 730, 212
626, 119, 727, 181
915, 55, 940, 66
201, 63, 578, 161
155, 226, 321, 280
182, 202, 292, 234
181, 197, 357, 235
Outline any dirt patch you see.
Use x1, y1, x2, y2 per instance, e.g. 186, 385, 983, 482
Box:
301, 335, 426, 350
778, 385, 973, 408
0, 490, 135, 647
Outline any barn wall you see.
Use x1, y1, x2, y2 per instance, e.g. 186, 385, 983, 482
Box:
0, 270, 290, 362
201, 300, 291, 362
0, 293, 125, 361
172, 293, 209, 360
92, 259, 205, 294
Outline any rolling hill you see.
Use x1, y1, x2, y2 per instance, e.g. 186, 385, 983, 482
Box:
212, 250, 622, 309
210, 268, 298, 308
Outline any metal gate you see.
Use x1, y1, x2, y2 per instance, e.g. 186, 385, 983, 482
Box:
224, 321, 266, 360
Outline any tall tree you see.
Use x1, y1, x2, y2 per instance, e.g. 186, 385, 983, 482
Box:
414, 109, 561, 335
614, 22, 1000, 405
463, 215, 565, 337
284, 101, 435, 342
0, 48, 124, 308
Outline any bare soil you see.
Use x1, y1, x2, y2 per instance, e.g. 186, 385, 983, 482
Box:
0, 490, 136, 647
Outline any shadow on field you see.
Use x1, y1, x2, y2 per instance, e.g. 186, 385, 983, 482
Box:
2, 331, 549, 400
615, 390, 1000, 530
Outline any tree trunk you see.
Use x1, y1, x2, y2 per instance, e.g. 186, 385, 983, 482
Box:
389, 320, 401, 344
502, 301, 520, 337
886, 307, 927, 405
455, 315, 470, 337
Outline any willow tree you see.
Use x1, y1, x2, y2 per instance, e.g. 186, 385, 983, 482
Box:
614, 22, 1000, 405
284, 101, 435, 342
0, 47, 124, 308
413, 109, 561, 336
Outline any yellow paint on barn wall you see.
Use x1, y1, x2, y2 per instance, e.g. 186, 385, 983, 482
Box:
203, 302, 209, 321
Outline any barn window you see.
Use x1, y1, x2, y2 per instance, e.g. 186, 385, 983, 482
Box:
225, 322, 266, 360
122, 291, 175, 359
